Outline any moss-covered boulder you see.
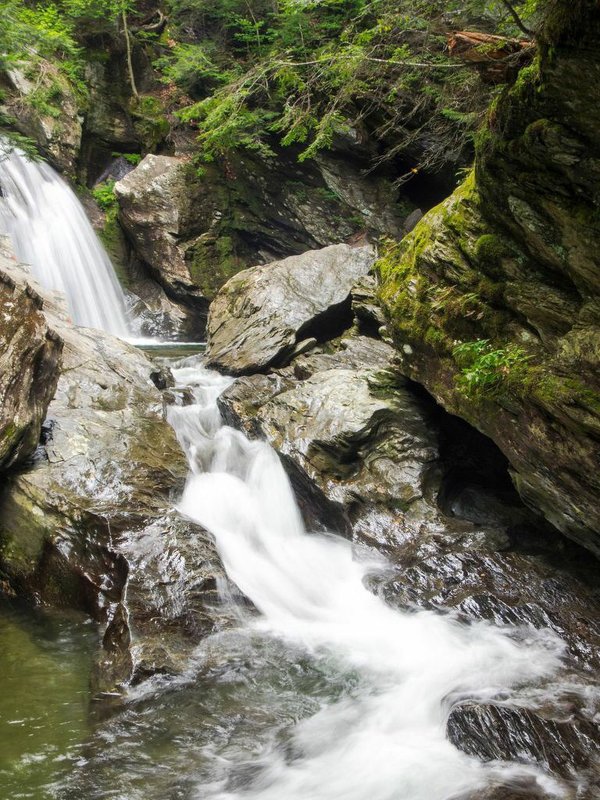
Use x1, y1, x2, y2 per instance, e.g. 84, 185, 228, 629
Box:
0, 238, 62, 471
378, 0, 600, 555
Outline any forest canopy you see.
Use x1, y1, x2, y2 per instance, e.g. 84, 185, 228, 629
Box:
0, 0, 540, 176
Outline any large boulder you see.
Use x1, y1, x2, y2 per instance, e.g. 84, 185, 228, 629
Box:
0, 238, 62, 470
114, 154, 210, 308
113, 146, 409, 319
378, 2, 600, 555
206, 243, 376, 374
219, 336, 440, 535
0, 247, 221, 691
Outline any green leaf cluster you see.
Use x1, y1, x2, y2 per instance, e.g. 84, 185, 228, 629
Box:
157, 0, 539, 170
453, 338, 532, 399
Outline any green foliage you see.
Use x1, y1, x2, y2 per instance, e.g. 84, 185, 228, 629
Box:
112, 151, 142, 165
159, 0, 539, 169
91, 179, 117, 212
452, 338, 532, 399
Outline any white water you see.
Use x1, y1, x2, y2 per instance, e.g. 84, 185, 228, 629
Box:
0, 141, 129, 336
169, 365, 567, 800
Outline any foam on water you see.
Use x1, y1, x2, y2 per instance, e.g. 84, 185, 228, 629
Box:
168, 365, 566, 800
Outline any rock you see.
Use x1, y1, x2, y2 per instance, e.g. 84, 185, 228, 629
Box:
218, 334, 442, 539
114, 154, 210, 308
113, 142, 409, 318
0, 243, 222, 691
351, 274, 387, 336
206, 243, 376, 374
0, 59, 82, 174
378, 2, 600, 555
0, 238, 62, 470
447, 702, 600, 785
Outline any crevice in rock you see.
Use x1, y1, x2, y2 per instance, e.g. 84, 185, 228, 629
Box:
401, 377, 588, 556
295, 294, 354, 346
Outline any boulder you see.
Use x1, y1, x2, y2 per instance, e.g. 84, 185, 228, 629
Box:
218, 334, 442, 540
0, 245, 222, 691
447, 702, 600, 784
113, 145, 408, 319
0, 238, 62, 470
114, 154, 210, 307
207, 243, 376, 374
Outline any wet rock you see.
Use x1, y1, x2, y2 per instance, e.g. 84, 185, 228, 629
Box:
219, 334, 442, 538
207, 243, 376, 375
0, 238, 62, 470
0, 244, 222, 691
447, 701, 600, 785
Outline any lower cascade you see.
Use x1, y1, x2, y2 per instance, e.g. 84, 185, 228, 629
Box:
0, 140, 129, 336
167, 364, 565, 800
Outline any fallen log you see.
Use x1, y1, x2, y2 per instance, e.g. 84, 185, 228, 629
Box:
446, 30, 535, 82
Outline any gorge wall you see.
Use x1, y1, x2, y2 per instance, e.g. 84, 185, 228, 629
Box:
378, 0, 600, 554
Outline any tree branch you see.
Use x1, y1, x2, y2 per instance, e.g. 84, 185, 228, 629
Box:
500, 0, 534, 38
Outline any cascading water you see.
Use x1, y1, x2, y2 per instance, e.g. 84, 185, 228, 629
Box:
0, 140, 129, 336
168, 364, 566, 800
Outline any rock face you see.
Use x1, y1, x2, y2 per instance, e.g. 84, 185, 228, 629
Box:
378, 1, 600, 555
207, 243, 376, 374
0, 59, 82, 174
0, 244, 221, 691
219, 335, 441, 538
115, 155, 210, 310
0, 239, 62, 470
113, 144, 410, 319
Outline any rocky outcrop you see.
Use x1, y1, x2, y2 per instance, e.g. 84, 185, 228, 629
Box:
0, 58, 83, 174
0, 244, 221, 691
115, 154, 209, 309
219, 335, 441, 539
0, 239, 62, 470
206, 243, 376, 374
378, 1, 600, 555
113, 144, 411, 318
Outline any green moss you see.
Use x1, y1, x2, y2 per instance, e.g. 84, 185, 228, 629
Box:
187, 235, 242, 298
131, 95, 170, 151
532, 374, 600, 414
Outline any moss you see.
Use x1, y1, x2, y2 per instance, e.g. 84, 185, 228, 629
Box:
187, 234, 242, 298
131, 95, 170, 151
532, 374, 600, 414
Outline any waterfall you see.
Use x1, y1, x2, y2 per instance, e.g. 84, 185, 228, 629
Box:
168, 365, 565, 800
0, 141, 129, 336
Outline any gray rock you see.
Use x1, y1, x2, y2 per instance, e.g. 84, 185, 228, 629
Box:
114, 155, 209, 305
0, 244, 222, 691
0, 238, 62, 470
206, 243, 376, 374
219, 334, 441, 536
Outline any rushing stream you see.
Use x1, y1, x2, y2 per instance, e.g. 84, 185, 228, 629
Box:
166, 365, 567, 800
0, 358, 593, 800
0, 144, 595, 798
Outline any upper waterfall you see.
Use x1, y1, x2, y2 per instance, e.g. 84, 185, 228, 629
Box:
0, 141, 129, 337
